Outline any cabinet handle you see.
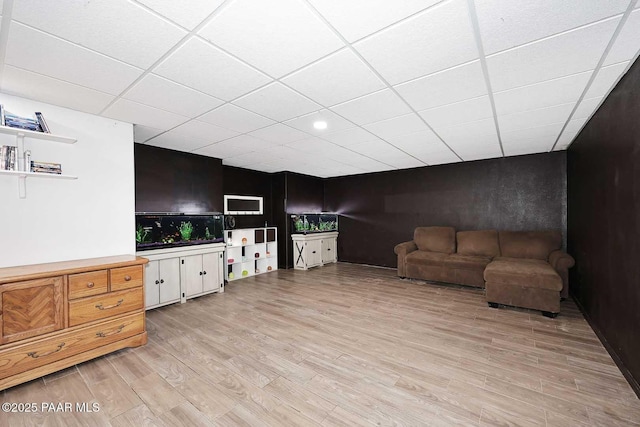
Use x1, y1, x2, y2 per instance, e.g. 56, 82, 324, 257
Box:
327, 248, 331, 251
27, 343, 65, 359
312, 251, 316, 254
124, 275, 132, 281
96, 324, 125, 338
87, 282, 95, 288
203, 271, 207, 275
160, 279, 164, 284
95, 299, 124, 310
199, 271, 203, 275
155, 280, 160, 285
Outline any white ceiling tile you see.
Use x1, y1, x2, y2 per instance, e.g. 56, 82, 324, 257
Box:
394, 60, 487, 111
193, 134, 276, 159
435, 118, 501, 158
284, 109, 354, 136
419, 96, 493, 129
102, 98, 188, 130
487, 17, 620, 92
498, 103, 575, 133
198, 104, 275, 133
384, 155, 425, 169
424, 151, 463, 166
573, 97, 603, 120
281, 49, 385, 107
5, 23, 142, 95
458, 149, 503, 162
494, 71, 592, 116
501, 122, 564, 149
308, 0, 442, 43
154, 37, 271, 101
322, 127, 379, 147
349, 139, 407, 158
199, 0, 343, 78
604, 9, 640, 65
249, 124, 309, 144
331, 89, 412, 125
13, 0, 187, 68
354, 0, 477, 85
385, 129, 443, 152
363, 113, 428, 140
584, 61, 630, 99
133, 125, 164, 143
475, 0, 628, 55
234, 82, 321, 122
503, 143, 553, 157
1, 65, 114, 115
137, 0, 225, 30
556, 118, 588, 148
125, 74, 223, 117
156, 120, 238, 148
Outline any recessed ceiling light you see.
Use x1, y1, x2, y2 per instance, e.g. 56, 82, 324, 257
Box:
313, 121, 327, 130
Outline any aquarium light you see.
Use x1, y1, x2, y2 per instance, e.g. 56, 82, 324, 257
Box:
313, 121, 327, 130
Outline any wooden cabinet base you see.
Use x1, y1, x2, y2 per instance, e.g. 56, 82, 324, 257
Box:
0, 331, 147, 391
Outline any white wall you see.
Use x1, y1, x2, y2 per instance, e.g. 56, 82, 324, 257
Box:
0, 93, 135, 268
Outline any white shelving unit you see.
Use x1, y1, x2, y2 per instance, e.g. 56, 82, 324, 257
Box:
0, 125, 77, 198
225, 227, 278, 282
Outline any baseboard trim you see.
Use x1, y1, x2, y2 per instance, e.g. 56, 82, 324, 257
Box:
571, 295, 640, 399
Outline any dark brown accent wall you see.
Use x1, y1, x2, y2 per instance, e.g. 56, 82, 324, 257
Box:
567, 58, 640, 395
134, 144, 223, 213
222, 166, 273, 229
324, 152, 566, 268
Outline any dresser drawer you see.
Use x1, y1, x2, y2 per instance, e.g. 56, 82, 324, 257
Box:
110, 265, 143, 292
68, 287, 143, 327
68, 270, 108, 299
0, 312, 144, 380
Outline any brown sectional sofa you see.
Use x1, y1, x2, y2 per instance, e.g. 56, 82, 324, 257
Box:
394, 227, 575, 317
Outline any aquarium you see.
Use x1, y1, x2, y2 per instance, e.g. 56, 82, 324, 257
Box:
290, 213, 338, 234
135, 213, 224, 251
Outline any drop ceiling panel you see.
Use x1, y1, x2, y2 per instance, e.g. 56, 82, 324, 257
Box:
435, 118, 501, 160
137, 0, 225, 30
394, 61, 487, 111
193, 134, 276, 159
354, 0, 478, 85
198, 0, 343, 78
281, 49, 386, 107
363, 113, 429, 140
125, 74, 224, 117
234, 82, 321, 122
604, 9, 640, 65
501, 122, 564, 150
133, 125, 164, 143
5, 23, 142, 95
498, 103, 575, 133
1, 65, 114, 115
573, 97, 604, 120
487, 17, 620, 92
248, 124, 309, 144
198, 104, 275, 133
424, 150, 463, 166
493, 71, 592, 116
322, 127, 380, 147
331, 89, 412, 125
385, 129, 444, 152
284, 109, 354, 136
584, 61, 630, 99
102, 98, 188, 130
308, 0, 442, 43
475, 0, 628, 55
12, 0, 187, 69
419, 96, 493, 129
555, 118, 588, 149
154, 37, 271, 101
145, 120, 238, 152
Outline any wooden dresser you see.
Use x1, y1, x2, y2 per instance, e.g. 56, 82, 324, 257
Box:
0, 255, 148, 391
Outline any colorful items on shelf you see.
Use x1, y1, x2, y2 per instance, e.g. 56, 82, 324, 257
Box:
267, 266, 273, 271
255, 252, 260, 258
242, 270, 249, 276
228, 258, 234, 264
228, 272, 235, 279
255, 268, 260, 274
242, 237, 247, 245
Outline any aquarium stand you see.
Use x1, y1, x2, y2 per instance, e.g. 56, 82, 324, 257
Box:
291, 232, 338, 270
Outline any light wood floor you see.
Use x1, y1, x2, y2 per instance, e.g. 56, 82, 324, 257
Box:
2, 263, 639, 426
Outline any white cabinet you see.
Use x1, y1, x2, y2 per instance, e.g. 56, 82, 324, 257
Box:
181, 251, 224, 299
225, 227, 278, 282
292, 232, 339, 270
144, 258, 181, 309
137, 243, 225, 310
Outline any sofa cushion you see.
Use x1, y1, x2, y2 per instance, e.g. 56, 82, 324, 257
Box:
498, 231, 561, 260
405, 251, 448, 266
456, 230, 500, 258
484, 258, 562, 291
443, 254, 492, 270
414, 226, 456, 254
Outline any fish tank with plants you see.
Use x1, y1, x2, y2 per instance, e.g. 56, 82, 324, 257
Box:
135, 213, 224, 251
290, 213, 338, 234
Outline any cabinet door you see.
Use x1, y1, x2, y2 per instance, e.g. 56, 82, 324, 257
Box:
322, 237, 337, 263
144, 260, 160, 309
202, 252, 220, 293
308, 240, 322, 267
181, 255, 203, 297
158, 258, 181, 304
0, 277, 64, 344
293, 240, 306, 269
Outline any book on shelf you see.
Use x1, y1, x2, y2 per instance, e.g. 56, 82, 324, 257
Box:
35, 112, 50, 133
0, 105, 5, 126
1, 145, 17, 170
4, 113, 41, 132
30, 160, 62, 175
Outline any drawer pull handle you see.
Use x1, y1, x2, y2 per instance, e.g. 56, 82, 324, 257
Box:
27, 343, 65, 359
160, 279, 164, 284
96, 324, 125, 338
95, 299, 124, 310
124, 275, 132, 281
155, 280, 160, 285
87, 282, 95, 288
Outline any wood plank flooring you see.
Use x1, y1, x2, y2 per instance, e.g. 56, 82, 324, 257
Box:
2, 263, 639, 426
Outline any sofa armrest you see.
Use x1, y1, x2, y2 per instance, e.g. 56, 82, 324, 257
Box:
394, 241, 417, 278
548, 250, 575, 299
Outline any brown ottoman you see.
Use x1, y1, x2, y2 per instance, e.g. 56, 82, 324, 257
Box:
483, 257, 563, 318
